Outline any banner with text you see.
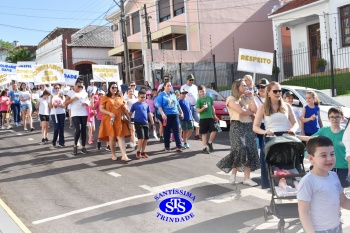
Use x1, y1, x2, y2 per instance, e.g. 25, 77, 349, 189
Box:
237, 48, 273, 75
0, 62, 17, 74
64, 69, 79, 86
0, 73, 12, 86
17, 61, 37, 68
92, 65, 119, 82
16, 67, 34, 83
33, 63, 65, 85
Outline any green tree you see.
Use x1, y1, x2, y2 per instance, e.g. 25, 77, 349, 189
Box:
0, 39, 13, 50
5, 47, 35, 63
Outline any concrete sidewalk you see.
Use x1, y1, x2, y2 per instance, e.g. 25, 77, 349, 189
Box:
0, 199, 27, 233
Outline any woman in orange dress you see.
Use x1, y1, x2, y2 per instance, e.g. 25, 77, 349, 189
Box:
98, 82, 132, 162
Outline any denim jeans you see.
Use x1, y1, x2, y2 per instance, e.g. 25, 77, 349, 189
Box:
258, 123, 270, 189
51, 113, 65, 145
12, 103, 21, 123
163, 114, 181, 148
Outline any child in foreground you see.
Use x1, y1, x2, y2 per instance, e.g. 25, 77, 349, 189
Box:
297, 136, 350, 233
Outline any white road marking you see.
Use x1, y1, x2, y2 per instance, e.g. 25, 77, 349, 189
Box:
16, 133, 23, 136
85, 162, 97, 167
32, 193, 153, 225
28, 138, 34, 141
107, 172, 121, 177
65, 153, 75, 158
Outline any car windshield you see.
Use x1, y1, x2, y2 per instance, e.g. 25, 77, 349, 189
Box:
295, 89, 344, 107
206, 89, 225, 101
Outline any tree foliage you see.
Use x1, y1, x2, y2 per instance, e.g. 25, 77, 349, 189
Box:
5, 47, 35, 63
0, 39, 13, 50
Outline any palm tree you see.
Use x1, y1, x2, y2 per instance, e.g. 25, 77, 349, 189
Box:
5, 47, 35, 63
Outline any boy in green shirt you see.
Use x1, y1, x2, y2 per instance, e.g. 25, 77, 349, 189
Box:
299, 107, 349, 188
196, 85, 219, 154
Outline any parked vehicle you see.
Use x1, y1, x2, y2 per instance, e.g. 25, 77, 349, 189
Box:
281, 85, 350, 127
172, 85, 230, 126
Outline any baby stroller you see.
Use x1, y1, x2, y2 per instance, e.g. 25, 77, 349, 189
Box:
263, 133, 305, 233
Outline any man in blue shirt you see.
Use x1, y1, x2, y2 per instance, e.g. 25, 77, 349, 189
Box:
130, 90, 156, 159
178, 88, 194, 149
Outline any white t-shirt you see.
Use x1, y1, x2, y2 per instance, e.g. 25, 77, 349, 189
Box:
297, 171, 343, 231
125, 95, 137, 118
38, 89, 45, 97
293, 107, 302, 134
181, 84, 198, 105
32, 93, 39, 101
51, 94, 66, 115
20, 91, 31, 105
38, 97, 50, 115
254, 96, 265, 123
123, 89, 139, 99
87, 85, 98, 97
67, 90, 88, 117
343, 123, 350, 159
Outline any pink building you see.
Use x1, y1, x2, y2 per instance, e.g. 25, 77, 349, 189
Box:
106, 0, 279, 85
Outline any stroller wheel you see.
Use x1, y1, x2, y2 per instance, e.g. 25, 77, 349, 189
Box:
263, 206, 269, 221
278, 219, 285, 233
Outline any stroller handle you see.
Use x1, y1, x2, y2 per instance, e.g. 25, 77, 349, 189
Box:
267, 131, 295, 137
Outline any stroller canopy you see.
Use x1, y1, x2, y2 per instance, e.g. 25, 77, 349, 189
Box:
264, 135, 305, 171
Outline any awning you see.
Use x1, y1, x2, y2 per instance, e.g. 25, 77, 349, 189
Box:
108, 42, 142, 56
151, 25, 186, 43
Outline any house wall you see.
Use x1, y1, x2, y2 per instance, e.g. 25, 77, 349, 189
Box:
72, 48, 115, 66
0, 50, 9, 62
36, 35, 63, 64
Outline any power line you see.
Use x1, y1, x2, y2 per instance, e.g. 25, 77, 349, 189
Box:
0, 23, 51, 32
0, 5, 107, 13
0, 12, 108, 20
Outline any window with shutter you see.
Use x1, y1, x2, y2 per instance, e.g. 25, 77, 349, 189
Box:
173, 0, 184, 16
161, 40, 173, 50
159, 0, 171, 22
340, 5, 350, 47
132, 12, 140, 34
175, 35, 187, 50
125, 16, 131, 37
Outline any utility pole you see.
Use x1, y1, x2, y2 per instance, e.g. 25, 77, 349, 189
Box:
143, 4, 154, 84
119, 0, 131, 83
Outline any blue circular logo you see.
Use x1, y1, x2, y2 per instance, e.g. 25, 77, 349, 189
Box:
159, 197, 192, 215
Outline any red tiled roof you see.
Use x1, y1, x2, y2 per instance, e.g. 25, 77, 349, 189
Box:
270, 0, 318, 15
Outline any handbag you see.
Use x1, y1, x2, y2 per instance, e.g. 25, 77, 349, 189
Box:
121, 113, 129, 124
121, 120, 131, 138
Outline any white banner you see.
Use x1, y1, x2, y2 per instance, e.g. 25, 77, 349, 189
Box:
16, 67, 34, 83
0, 73, 12, 86
17, 61, 37, 68
64, 69, 79, 86
0, 62, 17, 74
92, 65, 120, 82
237, 48, 274, 75
33, 63, 65, 85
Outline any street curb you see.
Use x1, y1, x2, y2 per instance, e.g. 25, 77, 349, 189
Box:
0, 199, 31, 233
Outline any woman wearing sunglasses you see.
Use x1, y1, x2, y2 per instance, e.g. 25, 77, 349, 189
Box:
65, 78, 89, 155
98, 82, 132, 162
253, 81, 299, 189
49, 84, 66, 147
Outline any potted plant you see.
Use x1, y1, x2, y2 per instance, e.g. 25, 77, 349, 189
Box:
316, 58, 327, 72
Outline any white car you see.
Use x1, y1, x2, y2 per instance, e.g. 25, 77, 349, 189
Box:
282, 85, 350, 127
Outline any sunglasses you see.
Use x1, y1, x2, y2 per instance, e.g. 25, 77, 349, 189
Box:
258, 85, 266, 89
146, 94, 151, 96
130, 85, 135, 87
164, 79, 169, 81
272, 90, 282, 94
189, 79, 194, 82
77, 86, 84, 89
111, 87, 118, 89
55, 88, 60, 90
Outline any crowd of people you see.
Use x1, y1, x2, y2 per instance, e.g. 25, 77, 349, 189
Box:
1, 73, 350, 231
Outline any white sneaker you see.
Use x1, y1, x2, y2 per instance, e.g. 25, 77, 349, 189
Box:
7, 125, 12, 129
1, 126, 5, 130
243, 179, 258, 187
229, 174, 236, 184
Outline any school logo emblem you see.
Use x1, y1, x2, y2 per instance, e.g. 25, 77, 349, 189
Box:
155, 189, 195, 222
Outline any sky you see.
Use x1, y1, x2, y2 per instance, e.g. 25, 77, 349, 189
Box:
0, 0, 119, 46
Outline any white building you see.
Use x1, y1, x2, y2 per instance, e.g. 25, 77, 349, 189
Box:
269, 0, 350, 77
36, 25, 115, 77
0, 48, 9, 62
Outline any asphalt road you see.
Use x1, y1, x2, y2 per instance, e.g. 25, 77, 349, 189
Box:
0, 121, 349, 233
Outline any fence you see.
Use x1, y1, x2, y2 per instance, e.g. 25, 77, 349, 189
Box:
276, 38, 350, 96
